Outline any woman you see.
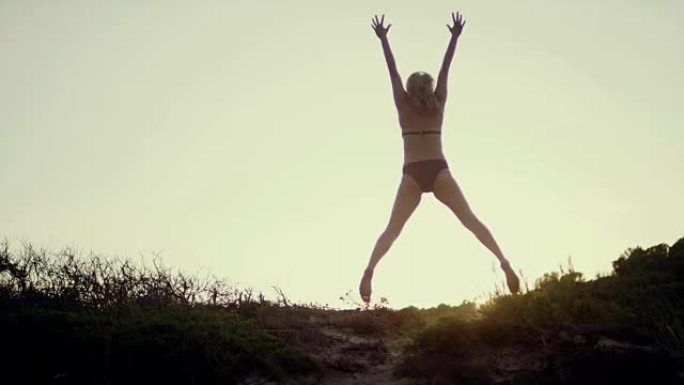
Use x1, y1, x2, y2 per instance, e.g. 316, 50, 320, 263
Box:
359, 12, 520, 303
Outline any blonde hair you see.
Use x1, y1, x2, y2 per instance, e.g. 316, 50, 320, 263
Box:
406, 72, 441, 112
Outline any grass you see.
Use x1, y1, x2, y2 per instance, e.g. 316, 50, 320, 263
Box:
0, 241, 317, 385
2, 236, 683, 384
395, 236, 684, 384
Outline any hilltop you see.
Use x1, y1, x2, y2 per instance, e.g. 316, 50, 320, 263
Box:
1, 237, 683, 384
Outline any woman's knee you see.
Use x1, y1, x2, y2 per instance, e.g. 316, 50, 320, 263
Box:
383, 224, 404, 242
458, 210, 480, 230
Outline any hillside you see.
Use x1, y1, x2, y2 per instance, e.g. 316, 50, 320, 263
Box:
1, 237, 683, 384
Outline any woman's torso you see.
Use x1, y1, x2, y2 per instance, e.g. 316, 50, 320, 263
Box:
396, 98, 446, 165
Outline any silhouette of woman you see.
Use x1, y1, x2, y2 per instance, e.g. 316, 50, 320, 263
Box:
360, 12, 520, 303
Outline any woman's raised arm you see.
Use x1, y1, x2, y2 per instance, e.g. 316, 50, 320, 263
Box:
435, 12, 466, 104
372, 14, 407, 105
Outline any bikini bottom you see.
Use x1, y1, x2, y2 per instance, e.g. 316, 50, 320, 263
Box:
402, 158, 449, 193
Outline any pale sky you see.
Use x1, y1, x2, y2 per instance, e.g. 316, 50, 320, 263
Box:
1, 0, 682, 308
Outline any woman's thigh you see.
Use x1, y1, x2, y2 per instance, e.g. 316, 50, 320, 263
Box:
432, 169, 474, 220
385, 174, 422, 233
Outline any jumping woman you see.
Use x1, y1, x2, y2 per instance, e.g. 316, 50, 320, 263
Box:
359, 12, 520, 303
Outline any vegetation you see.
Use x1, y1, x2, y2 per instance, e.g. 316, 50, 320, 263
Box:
1, 236, 683, 384
0, 242, 316, 385
397, 236, 684, 384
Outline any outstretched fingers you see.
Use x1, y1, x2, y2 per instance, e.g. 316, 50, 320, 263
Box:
447, 11, 466, 34
453, 12, 464, 25
371, 14, 392, 37
372, 14, 386, 27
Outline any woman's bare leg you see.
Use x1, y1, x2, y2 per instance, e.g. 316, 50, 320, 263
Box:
432, 169, 520, 293
360, 175, 422, 302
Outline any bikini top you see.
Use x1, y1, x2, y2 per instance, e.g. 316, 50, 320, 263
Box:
401, 130, 441, 137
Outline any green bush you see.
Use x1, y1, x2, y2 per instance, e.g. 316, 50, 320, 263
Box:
0, 241, 316, 384
397, 236, 684, 385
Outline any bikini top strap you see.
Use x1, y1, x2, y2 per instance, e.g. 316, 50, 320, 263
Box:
401, 130, 441, 136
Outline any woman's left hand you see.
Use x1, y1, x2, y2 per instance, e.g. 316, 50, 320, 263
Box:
371, 14, 391, 39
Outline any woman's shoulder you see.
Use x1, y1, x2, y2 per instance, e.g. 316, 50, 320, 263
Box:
394, 92, 410, 109
397, 99, 444, 115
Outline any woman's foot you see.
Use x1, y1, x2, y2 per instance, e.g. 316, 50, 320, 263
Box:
500, 260, 520, 294
359, 268, 374, 303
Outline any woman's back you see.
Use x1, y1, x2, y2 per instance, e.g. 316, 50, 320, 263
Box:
397, 98, 446, 164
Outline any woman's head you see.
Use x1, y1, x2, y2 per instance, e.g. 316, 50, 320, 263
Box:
406, 71, 441, 112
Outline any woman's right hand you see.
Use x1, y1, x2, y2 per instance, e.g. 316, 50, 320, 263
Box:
371, 14, 391, 39
447, 11, 466, 37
